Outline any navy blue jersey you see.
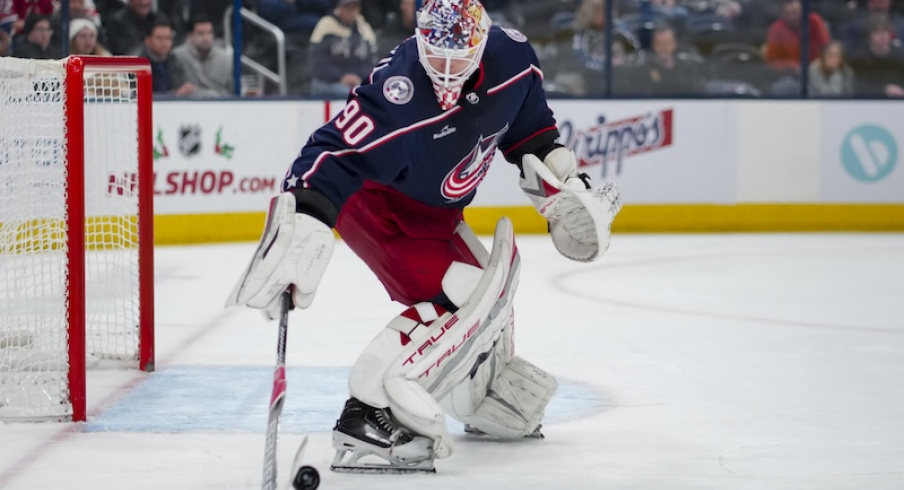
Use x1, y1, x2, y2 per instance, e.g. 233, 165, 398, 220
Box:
286, 25, 558, 210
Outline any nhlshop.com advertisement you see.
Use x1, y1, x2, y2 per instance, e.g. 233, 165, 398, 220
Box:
149, 102, 322, 214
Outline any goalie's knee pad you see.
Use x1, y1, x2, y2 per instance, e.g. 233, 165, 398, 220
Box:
441, 356, 558, 439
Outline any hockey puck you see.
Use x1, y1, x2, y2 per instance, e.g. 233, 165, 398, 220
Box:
292, 465, 320, 490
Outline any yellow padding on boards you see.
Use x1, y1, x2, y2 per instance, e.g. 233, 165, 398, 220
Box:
154, 213, 268, 244
613, 204, 904, 232
0, 217, 139, 252
152, 204, 904, 245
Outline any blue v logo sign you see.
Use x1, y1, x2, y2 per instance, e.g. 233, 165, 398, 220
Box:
840, 125, 898, 182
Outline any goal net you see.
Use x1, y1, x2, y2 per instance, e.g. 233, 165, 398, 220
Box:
0, 56, 154, 422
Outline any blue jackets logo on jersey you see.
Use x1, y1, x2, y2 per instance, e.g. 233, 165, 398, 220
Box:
383, 76, 414, 104
441, 124, 508, 202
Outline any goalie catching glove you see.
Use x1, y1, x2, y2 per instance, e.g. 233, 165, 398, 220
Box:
225, 190, 336, 317
520, 147, 622, 262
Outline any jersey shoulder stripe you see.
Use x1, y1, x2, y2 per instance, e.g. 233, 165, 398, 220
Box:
301, 106, 463, 183
487, 65, 544, 95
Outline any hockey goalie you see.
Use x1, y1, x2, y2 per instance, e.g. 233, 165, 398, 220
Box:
226, 0, 622, 474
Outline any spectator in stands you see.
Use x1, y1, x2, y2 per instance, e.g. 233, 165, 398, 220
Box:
172, 15, 233, 96
154, 0, 187, 39
574, 0, 635, 70
570, 0, 639, 95
14, 14, 55, 58
135, 15, 193, 95
808, 40, 854, 96
0, 18, 12, 56
69, 17, 109, 55
94, 0, 123, 23
51, 0, 101, 50
259, 0, 332, 45
376, 0, 414, 57
849, 17, 904, 97
636, 25, 706, 95
0, 0, 16, 34
11, 0, 51, 36
307, 0, 378, 97
765, 0, 831, 72
182, 0, 229, 37
765, 0, 830, 95
105, 0, 154, 55
647, 0, 688, 26
712, 0, 743, 19
841, 0, 904, 54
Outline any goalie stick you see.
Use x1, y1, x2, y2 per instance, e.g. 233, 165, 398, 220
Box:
262, 291, 293, 490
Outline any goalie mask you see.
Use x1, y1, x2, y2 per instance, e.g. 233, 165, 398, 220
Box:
415, 0, 491, 110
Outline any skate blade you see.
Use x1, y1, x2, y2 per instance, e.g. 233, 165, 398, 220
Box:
330, 464, 435, 475
330, 445, 436, 475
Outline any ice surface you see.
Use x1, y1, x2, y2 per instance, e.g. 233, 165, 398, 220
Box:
1, 233, 902, 489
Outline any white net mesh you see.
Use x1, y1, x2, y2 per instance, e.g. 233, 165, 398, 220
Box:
0, 58, 144, 420
84, 71, 142, 362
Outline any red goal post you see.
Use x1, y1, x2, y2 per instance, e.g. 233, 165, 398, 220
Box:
0, 56, 155, 422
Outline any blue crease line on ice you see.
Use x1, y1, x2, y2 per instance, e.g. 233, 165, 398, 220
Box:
83, 366, 604, 433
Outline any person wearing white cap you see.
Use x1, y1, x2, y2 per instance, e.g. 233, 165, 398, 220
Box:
69, 17, 109, 55
50, 0, 102, 48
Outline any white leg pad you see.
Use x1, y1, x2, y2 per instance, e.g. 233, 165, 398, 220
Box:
384, 377, 453, 459
346, 218, 520, 459
441, 261, 484, 310
454, 221, 489, 268
441, 356, 558, 438
402, 218, 519, 402
436, 303, 514, 417
347, 328, 397, 409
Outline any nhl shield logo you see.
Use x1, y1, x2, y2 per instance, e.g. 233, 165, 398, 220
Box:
179, 124, 202, 157
383, 76, 414, 105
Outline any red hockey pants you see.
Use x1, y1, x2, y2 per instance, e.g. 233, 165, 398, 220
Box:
336, 182, 482, 306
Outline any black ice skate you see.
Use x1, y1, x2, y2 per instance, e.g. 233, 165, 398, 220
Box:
331, 397, 436, 474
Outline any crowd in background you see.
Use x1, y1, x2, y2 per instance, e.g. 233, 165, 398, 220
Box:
533, 0, 904, 97
0, 0, 235, 95
1, 0, 903, 98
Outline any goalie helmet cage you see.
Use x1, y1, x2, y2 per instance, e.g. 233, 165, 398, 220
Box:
0, 56, 154, 423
